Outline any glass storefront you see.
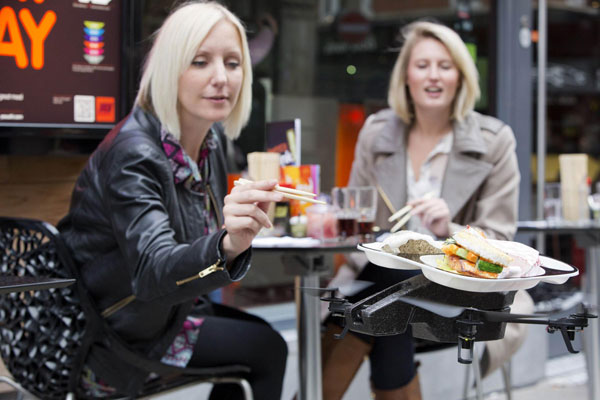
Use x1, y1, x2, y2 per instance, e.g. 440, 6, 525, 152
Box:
3, 0, 599, 307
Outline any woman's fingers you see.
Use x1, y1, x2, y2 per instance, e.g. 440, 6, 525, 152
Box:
409, 198, 451, 237
410, 199, 435, 216
411, 198, 450, 224
221, 180, 285, 260
222, 180, 286, 256
223, 202, 272, 230
224, 180, 284, 230
228, 181, 283, 208
423, 206, 449, 226
225, 215, 264, 234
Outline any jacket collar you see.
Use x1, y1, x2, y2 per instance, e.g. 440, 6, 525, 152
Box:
371, 111, 492, 220
372, 112, 488, 155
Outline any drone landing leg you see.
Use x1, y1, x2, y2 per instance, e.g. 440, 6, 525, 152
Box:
458, 335, 474, 364
558, 326, 579, 354
457, 315, 484, 364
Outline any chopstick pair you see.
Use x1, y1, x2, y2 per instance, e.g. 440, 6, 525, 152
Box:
233, 178, 326, 205
387, 191, 436, 233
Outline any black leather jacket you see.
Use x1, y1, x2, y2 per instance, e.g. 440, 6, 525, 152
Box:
58, 107, 251, 393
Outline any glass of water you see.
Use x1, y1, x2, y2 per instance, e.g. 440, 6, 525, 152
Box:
544, 183, 562, 222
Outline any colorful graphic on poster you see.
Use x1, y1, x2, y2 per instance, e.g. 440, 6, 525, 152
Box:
83, 21, 105, 64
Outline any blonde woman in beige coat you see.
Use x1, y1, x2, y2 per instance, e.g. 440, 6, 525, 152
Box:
322, 21, 532, 400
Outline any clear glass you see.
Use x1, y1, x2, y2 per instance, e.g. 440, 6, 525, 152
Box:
355, 186, 377, 242
544, 183, 562, 222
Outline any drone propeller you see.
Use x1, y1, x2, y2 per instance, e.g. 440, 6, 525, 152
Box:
397, 296, 547, 322
481, 310, 547, 323
396, 296, 466, 319
300, 280, 374, 298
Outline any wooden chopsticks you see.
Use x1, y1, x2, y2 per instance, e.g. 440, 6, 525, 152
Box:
377, 184, 409, 232
387, 191, 436, 233
376, 184, 397, 215
234, 178, 326, 205
388, 205, 413, 233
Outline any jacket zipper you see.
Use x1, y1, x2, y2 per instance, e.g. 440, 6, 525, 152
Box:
176, 259, 225, 286
102, 259, 225, 317
175, 183, 225, 286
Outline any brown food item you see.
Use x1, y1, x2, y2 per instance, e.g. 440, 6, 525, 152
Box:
396, 239, 443, 261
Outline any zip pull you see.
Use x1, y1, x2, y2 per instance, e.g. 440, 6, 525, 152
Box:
176, 260, 225, 286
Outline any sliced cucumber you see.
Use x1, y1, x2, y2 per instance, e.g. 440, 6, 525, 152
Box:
476, 259, 503, 274
455, 247, 468, 259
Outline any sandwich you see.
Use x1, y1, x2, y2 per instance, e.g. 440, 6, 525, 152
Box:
381, 231, 443, 262
488, 239, 541, 277
440, 227, 513, 279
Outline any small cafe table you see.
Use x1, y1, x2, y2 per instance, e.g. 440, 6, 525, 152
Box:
518, 220, 600, 400
252, 237, 359, 400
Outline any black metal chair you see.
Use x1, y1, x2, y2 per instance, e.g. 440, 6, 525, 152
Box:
0, 217, 253, 399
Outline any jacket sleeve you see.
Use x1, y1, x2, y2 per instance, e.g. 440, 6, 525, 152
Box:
100, 135, 249, 303
449, 125, 520, 240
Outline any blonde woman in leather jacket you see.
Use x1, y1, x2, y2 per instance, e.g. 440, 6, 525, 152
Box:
59, 3, 287, 398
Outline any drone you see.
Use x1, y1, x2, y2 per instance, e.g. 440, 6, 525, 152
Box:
306, 274, 596, 364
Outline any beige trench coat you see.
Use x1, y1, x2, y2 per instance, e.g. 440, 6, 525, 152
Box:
344, 108, 529, 377
348, 108, 520, 240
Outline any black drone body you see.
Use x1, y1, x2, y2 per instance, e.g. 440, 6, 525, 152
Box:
314, 274, 595, 364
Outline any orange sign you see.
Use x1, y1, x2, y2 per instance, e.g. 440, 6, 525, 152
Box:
0, 6, 56, 69
95, 96, 115, 122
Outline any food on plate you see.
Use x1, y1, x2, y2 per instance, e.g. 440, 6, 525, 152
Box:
440, 227, 513, 279
440, 227, 543, 279
488, 239, 541, 277
381, 231, 443, 262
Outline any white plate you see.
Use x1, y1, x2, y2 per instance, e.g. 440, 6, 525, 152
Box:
418, 255, 579, 293
357, 242, 423, 270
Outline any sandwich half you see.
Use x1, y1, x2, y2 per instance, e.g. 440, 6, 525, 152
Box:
441, 227, 513, 279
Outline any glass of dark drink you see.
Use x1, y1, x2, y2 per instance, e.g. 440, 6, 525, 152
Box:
356, 186, 378, 242
337, 216, 358, 239
332, 187, 359, 240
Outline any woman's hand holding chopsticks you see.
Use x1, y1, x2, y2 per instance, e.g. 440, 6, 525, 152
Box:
234, 178, 326, 205
408, 197, 451, 238
222, 179, 283, 262
387, 191, 436, 233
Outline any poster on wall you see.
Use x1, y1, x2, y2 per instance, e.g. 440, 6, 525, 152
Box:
0, 0, 121, 127
266, 119, 301, 166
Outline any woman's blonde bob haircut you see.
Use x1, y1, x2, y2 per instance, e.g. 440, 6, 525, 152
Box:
388, 21, 480, 124
135, 1, 252, 140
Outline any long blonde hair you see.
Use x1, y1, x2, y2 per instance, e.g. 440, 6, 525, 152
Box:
135, 1, 253, 140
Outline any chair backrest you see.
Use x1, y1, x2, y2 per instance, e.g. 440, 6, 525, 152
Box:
0, 217, 254, 399
0, 217, 86, 399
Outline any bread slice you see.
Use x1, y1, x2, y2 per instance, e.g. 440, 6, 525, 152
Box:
453, 229, 513, 268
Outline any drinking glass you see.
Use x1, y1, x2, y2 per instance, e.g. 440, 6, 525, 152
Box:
305, 204, 337, 241
332, 187, 358, 240
544, 183, 562, 222
356, 186, 377, 242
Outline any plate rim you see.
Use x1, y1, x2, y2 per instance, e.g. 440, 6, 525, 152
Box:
419, 254, 578, 283
357, 243, 424, 270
